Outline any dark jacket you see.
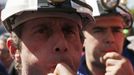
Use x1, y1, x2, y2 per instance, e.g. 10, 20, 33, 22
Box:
122, 39, 134, 68
77, 55, 92, 75
0, 61, 8, 75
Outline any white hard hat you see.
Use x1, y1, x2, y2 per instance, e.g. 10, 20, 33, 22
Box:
92, 0, 133, 29
1, 0, 94, 32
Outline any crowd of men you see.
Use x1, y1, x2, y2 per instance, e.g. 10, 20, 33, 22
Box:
0, 0, 134, 75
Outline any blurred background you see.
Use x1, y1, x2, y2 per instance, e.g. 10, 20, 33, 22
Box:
127, 0, 134, 35
0, 0, 7, 35
0, 0, 134, 35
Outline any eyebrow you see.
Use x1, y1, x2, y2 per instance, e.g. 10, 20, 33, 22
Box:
93, 26, 106, 30
111, 26, 123, 29
31, 22, 51, 30
63, 22, 79, 29
93, 25, 123, 29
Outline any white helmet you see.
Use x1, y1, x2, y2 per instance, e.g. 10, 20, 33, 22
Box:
95, 0, 133, 29
1, 0, 94, 32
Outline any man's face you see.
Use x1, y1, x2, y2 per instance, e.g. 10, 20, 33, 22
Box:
0, 40, 12, 69
83, 15, 125, 68
19, 17, 83, 75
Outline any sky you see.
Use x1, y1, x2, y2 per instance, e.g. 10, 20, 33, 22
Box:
127, 0, 134, 9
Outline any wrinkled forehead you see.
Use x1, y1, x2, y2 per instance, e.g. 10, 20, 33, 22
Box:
95, 15, 125, 28
13, 12, 82, 29
95, 14, 124, 21
22, 17, 81, 30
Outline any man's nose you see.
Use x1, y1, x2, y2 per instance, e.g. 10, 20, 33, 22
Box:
53, 34, 68, 53
105, 31, 115, 44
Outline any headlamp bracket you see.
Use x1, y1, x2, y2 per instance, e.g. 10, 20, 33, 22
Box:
100, 0, 120, 10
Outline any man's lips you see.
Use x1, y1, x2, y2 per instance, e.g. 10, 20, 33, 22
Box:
103, 49, 117, 53
48, 62, 58, 68
49, 64, 57, 72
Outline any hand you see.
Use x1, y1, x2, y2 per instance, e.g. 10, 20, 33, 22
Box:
48, 63, 75, 75
102, 52, 134, 75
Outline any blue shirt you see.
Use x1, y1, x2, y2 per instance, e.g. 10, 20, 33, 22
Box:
122, 39, 134, 68
78, 50, 134, 75
0, 60, 9, 75
77, 55, 92, 75
122, 49, 134, 68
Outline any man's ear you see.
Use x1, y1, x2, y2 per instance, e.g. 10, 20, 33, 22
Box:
7, 37, 21, 68
6, 37, 17, 59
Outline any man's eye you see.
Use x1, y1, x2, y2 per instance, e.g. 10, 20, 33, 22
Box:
38, 28, 45, 33
34, 25, 49, 33
36, 26, 53, 37
113, 29, 123, 33
93, 29, 104, 33
63, 25, 76, 36
37, 27, 48, 33
64, 29, 75, 34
